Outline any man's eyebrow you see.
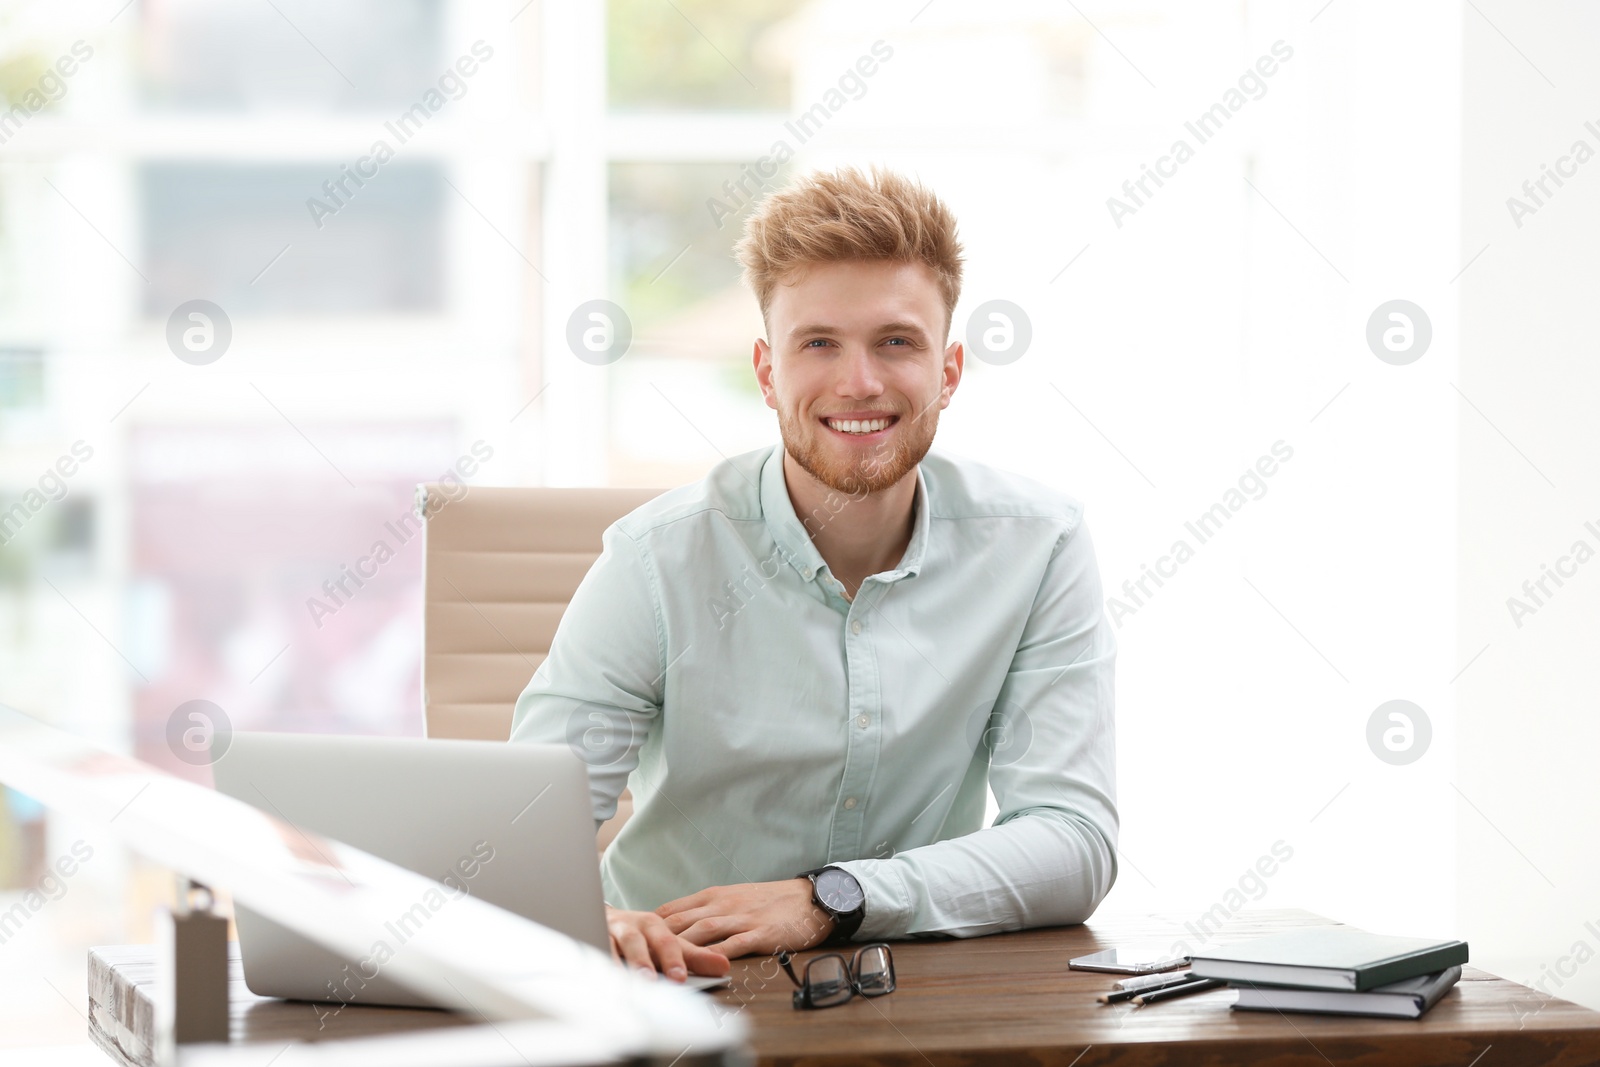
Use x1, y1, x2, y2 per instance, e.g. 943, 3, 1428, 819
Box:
877, 321, 931, 339
787, 323, 834, 339
787, 321, 931, 340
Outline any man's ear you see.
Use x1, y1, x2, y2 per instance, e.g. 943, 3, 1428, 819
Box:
753, 338, 778, 410
939, 339, 964, 409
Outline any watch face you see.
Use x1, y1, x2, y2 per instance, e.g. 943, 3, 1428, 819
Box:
815, 868, 865, 913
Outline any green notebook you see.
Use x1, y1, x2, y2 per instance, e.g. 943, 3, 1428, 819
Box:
1188, 928, 1468, 991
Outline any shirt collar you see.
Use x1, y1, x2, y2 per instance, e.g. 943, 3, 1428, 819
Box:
758, 444, 931, 585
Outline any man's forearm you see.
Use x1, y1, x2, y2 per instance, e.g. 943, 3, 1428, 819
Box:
830, 807, 1117, 940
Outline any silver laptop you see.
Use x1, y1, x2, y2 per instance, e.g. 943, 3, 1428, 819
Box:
213, 733, 728, 1005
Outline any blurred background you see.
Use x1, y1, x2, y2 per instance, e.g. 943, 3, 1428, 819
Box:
1, 0, 1597, 1054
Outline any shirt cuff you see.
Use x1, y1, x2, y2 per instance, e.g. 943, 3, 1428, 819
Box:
829, 859, 913, 941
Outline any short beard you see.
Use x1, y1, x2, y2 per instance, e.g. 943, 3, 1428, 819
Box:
778, 403, 939, 497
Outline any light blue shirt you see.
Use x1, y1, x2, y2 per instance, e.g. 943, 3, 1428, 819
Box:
509, 443, 1118, 941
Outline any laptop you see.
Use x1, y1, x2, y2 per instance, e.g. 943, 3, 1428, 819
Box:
212, 732, 730, 1005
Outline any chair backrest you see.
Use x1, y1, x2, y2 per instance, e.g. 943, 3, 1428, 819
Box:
417, 483, 664, 851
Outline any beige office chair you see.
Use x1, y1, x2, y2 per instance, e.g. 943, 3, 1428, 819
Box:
417, 483, 664, 853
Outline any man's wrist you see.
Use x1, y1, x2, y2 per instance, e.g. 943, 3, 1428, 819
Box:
798, 866, 866, 945
795, 879, 837, 943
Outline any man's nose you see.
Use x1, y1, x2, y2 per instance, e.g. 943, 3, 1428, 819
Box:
836, 347, 884, 397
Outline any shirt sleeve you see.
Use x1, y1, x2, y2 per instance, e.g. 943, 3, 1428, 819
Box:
507, 524, 665, 832
831, 515, 1119, 940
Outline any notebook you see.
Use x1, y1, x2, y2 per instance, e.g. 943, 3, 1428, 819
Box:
1188, 927, 1468, 991
1232, 965, 1462, 1018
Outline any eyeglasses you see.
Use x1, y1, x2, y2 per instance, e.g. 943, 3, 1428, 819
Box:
777, 942, 897, 1010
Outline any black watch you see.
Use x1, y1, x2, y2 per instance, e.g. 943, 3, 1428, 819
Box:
798, 866, 866, 944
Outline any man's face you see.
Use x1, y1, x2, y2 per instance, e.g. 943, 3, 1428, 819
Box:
753, 259, 962, 496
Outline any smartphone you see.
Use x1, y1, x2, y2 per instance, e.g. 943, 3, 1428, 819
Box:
1067, 946, 1190, 975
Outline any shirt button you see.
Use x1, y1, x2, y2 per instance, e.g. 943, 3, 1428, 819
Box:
802, 568, 813, 580
844, 797, 857, 809
857, 715, 869, 728
850, 620, 862, 635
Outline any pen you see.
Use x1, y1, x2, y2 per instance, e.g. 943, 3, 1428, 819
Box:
1114, 969, 1195, 992
1131, 976, 1226, 1005
1098, 971, 1197, 1004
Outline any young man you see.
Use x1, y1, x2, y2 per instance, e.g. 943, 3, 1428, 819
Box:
510, 166, 1118, 983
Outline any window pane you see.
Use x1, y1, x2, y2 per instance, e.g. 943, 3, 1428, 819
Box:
139, 0, 444, 113
140, 163, 446, 316
0, 349, 44, 409
606, 163, 777, 486
128, 423, 459, 774
608, 0, 805, 110
609, 161, 781, 330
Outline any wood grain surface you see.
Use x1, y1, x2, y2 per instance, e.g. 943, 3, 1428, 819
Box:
90, 908, 1600, 1067
703, 908, 1600, 1066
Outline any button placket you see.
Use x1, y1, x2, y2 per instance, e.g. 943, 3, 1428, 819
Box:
832, 583, 885, 856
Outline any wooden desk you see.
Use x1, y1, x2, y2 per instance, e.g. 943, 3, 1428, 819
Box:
91, 909, 1600, 1066
711, 908, 1600, 1066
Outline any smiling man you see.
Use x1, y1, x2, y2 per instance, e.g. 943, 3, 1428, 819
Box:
510, 166, 1118, 982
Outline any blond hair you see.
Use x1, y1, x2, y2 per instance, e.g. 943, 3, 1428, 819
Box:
735, 165, 964, 337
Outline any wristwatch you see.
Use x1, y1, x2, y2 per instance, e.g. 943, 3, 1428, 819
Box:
798, 866, 866, 944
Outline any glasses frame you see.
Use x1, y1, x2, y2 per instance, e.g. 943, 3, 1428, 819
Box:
777, 942, 897, 1010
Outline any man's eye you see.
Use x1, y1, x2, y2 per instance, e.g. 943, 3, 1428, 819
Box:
804, 339, 831, 348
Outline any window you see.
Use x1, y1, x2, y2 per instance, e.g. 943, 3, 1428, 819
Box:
0, 348, 43, 409
607, 0, 804, 111
139, 0, 444, 113
140, 163, 446, 316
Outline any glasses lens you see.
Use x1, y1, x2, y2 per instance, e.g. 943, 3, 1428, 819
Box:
855, 945, 895, 995
806, 956, 853, 1007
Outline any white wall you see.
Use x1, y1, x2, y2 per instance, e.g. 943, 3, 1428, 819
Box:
1458, 0, 1600, 1012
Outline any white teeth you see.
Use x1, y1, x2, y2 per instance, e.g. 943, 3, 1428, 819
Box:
827, 417, 891, 435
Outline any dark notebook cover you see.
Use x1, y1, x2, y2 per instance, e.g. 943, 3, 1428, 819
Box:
1232, 965, 1463, 1018
1189, 928, 1469, 991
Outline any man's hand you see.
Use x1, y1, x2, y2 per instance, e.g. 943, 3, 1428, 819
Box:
655, 878, 836, 960
605, 905, 733, 982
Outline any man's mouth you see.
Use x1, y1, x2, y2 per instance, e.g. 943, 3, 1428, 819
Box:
822, 414, 898, 437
